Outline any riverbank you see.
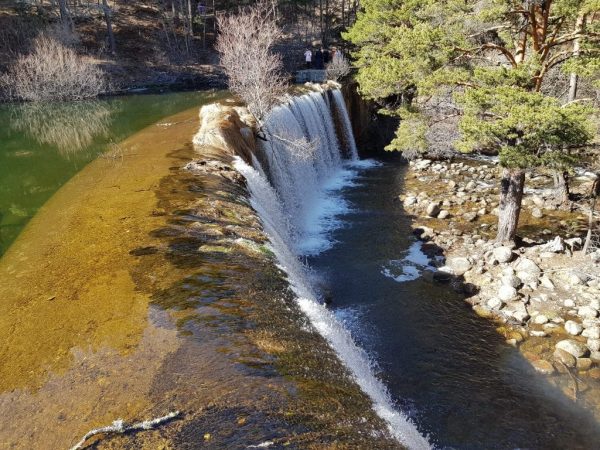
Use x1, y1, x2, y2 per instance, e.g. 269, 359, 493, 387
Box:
0, 99, 398, 448
399, 157, 600, 420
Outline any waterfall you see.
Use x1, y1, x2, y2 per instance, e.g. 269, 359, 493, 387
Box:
234, 89, 431, 450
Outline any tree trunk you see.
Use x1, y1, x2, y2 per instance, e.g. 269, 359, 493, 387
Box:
101, 0, 116, 55
553, 170, 570, 207
568, 14, 586, 103
58, 0, 73, 30
583, 178, 600, 255
496, 168, 526, 243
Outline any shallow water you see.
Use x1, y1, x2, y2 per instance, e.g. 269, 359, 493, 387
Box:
0, 91, 223, 256
310, 158, 600, 449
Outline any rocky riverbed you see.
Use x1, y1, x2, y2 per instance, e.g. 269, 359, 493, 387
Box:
399, 157, 600, 418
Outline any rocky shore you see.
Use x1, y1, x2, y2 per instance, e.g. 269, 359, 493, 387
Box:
399, 157, 600, 416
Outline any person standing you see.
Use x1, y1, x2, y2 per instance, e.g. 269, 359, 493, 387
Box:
315, 47, 324, 70
304, 47, 313, 69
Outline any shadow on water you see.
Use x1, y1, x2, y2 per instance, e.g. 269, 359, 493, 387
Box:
310, 158, 600, 449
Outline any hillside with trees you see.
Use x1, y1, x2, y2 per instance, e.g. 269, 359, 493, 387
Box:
0, 0, 358, 98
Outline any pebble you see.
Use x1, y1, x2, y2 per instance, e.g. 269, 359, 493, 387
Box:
532, 359, 555, 375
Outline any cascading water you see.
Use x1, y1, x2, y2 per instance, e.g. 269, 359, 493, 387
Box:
234, 88, 431, 450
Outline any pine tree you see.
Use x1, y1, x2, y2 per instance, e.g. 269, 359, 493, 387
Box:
345, 0, 600, 243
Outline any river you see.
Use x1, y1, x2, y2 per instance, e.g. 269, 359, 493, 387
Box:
306, 158, 600, 449
0, 91, 223, 256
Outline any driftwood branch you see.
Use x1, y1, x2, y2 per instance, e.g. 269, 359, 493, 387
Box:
70, 411, 181, 450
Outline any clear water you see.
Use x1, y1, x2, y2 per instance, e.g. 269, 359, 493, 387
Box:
309, 158, 600, 449
0, 91, 224, 256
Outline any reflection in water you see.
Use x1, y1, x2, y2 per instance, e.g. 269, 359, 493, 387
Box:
8, 100, 114, 157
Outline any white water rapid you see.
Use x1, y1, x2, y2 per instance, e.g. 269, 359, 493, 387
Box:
234, 88, 431, 450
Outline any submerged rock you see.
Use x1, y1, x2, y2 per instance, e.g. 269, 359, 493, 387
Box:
556, 339, 589, 358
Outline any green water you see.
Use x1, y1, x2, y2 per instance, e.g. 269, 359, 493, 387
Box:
0, 91, 221, 256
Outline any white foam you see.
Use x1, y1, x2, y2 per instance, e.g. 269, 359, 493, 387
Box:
382, 241, 433, 283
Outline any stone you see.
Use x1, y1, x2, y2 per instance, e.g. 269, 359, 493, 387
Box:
532, 314, 549, 325
567, 271, 585, 286
426, 202, 441, 217
463, 212, 478, 222
531, 195, 545, 207
554, 348, 577, 368
404, 196, 417, 206
501, 275, 522, 289
556, 339, 589, 358
587, 339, 600, 352
539, 236, 564, 253
493, 246, 514, 264
530, 330, 548, 337
487, 297, 504, 310
446, 257, 472, 276
588, 368, 600, 379
532, 359, 555, 375
576, 358, 593, 371
531, 207, 544, 218
578, 306, 599, 319
539, 276, 555, 290
514, 258, 541, 283
437, 210, 450, 219
582, 327, 600, 340
564, 299, 576, 308
564, 320, 583, 336
498, 285, 518, 301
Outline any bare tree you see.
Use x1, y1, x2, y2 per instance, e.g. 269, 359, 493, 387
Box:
215, 0, 287, 125
326, 53, 350, 81
1, 33, 106, 102
101, 0, 116, 55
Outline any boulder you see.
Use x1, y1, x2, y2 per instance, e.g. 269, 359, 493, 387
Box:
404, 196, 417, 206
493, 246, 514, 263
446, 257, 471, 276
576, 358, 593, 371
498, 285, 518, 301
582, 327, 600, 340
532, 314, 549, 325
532, 360, 555, 375
501, 275, 522, 289
514, 258, 541, 283
426, 202, 441, 217
578, 306, 599, 320
564, 320, 583, 336
463, 212, 478, 222
487, 297, 504, 310
438, 210, 450, 219
554, 348, 577, 368
556, 339, 589, 358
587, 339, 600, 352
531, 207, 544, 218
